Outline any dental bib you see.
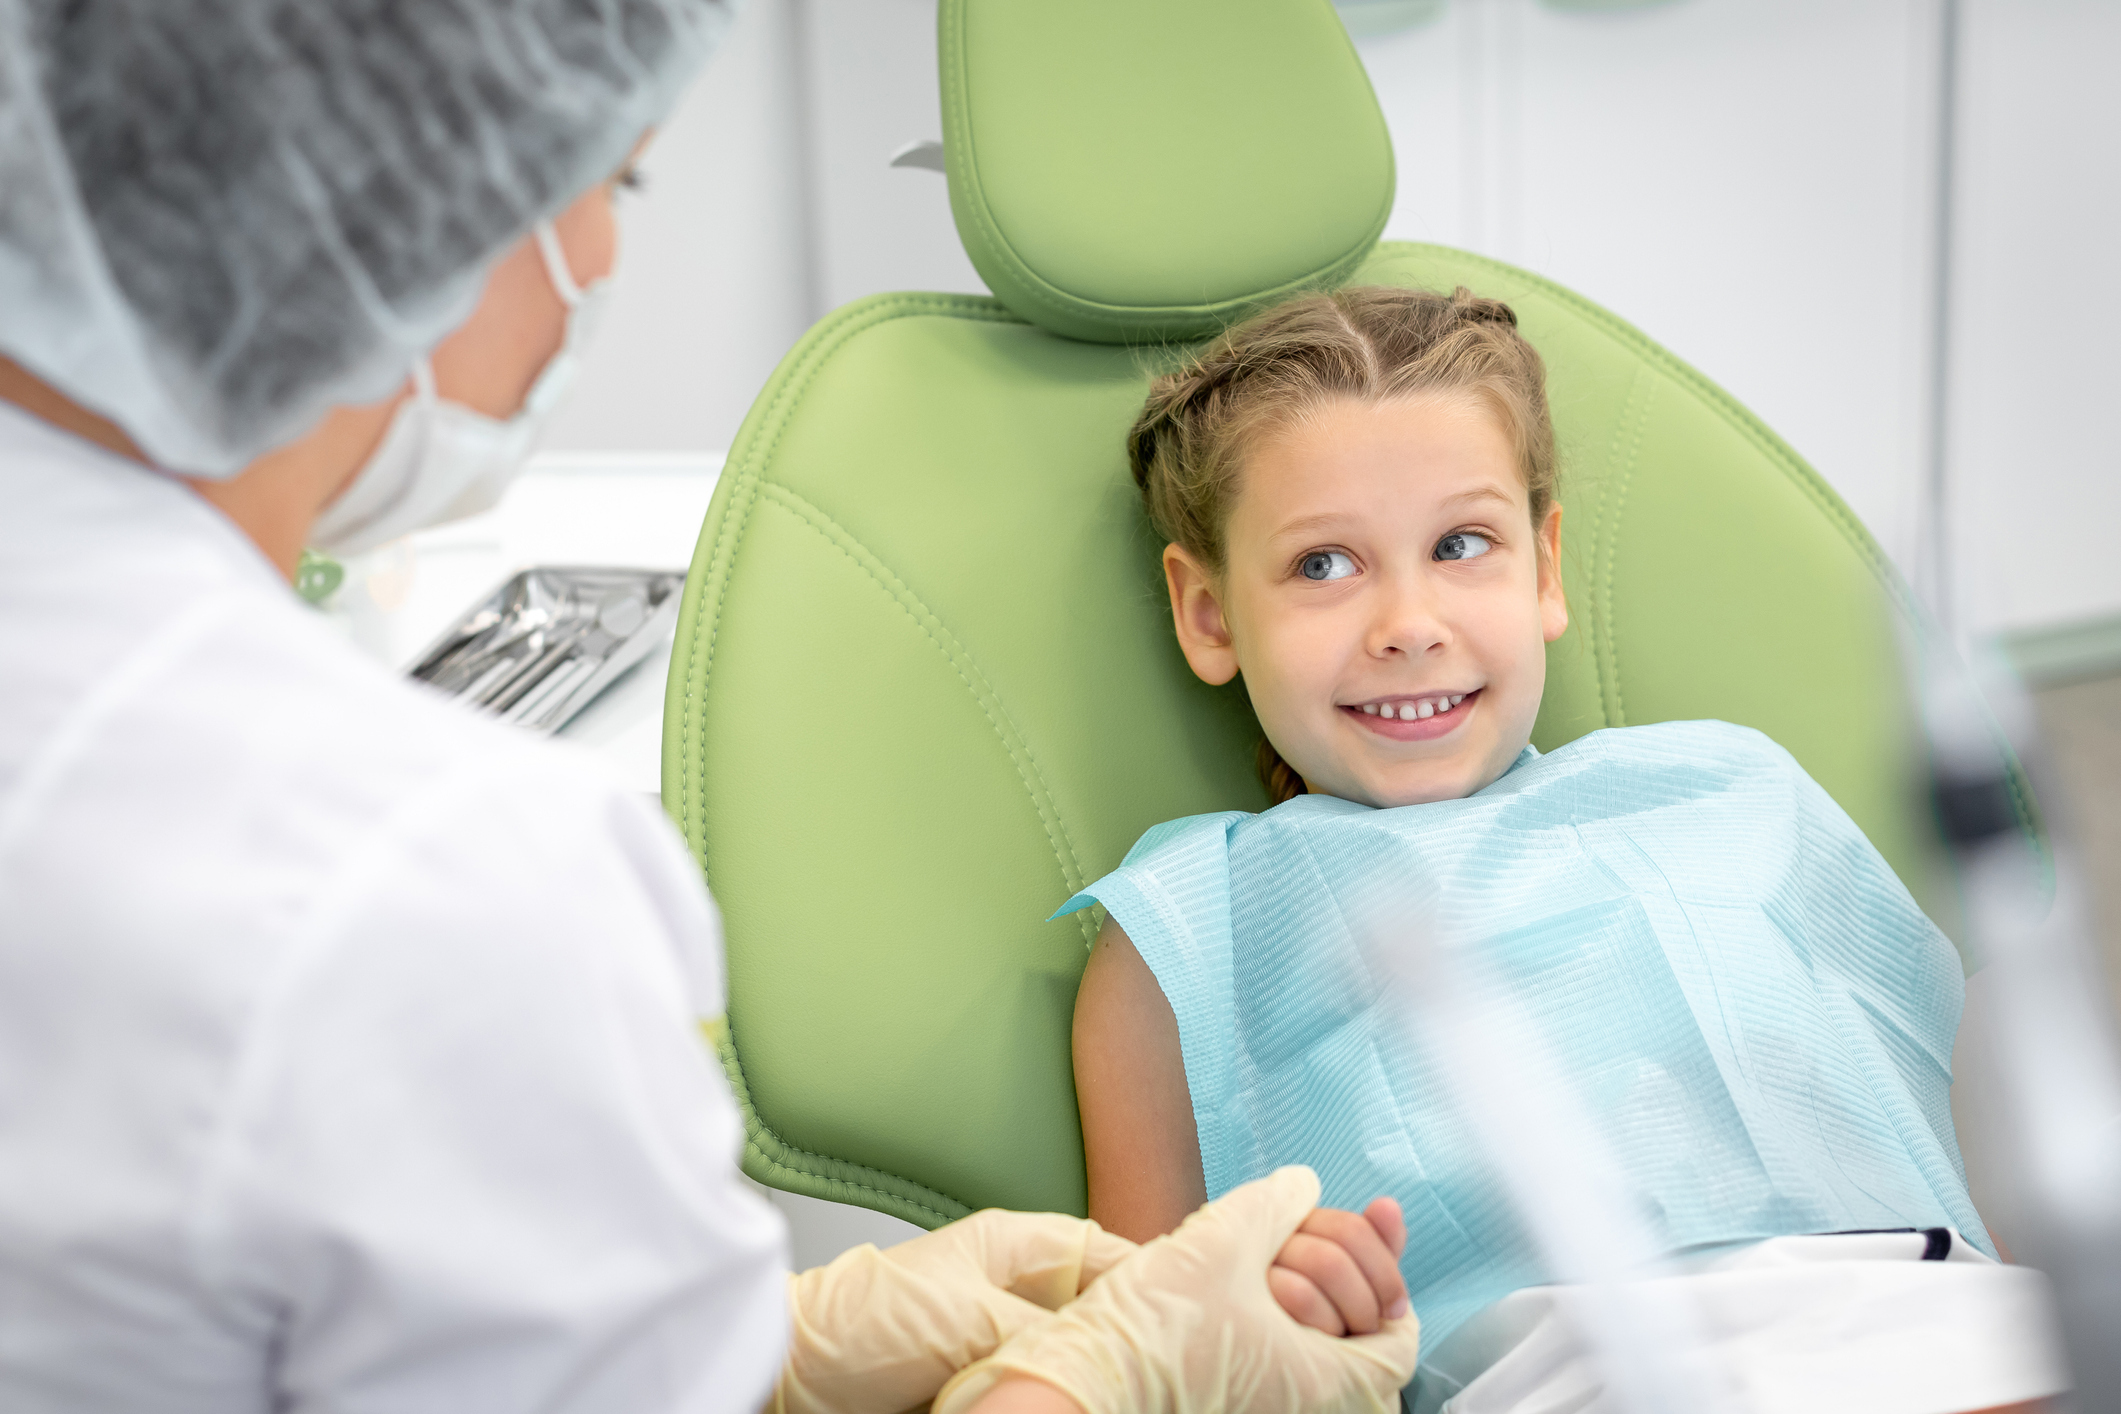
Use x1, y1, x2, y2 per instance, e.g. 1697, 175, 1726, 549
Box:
1060, 720, 1989, 1365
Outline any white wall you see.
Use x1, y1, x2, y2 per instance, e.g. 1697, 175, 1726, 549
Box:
543, 0, 979, 462
1944, 0, 2121, 638
797, 0, 987, 310
541, 0, 818, 457
545, 0, 2119, 638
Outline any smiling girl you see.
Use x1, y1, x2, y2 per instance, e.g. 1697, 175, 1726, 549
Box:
1067, 287, 2061, 1412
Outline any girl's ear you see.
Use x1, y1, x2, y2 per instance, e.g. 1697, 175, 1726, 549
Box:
1536, 505, 1568, 644
1163, 544, 1240, 686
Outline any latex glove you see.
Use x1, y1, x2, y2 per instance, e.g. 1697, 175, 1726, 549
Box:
772, 1207, 1138, 1414
933, 1167, 1420, 1414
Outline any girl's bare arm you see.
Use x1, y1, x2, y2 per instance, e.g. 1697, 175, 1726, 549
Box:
1072, 914, 1208, 1242
1074, 914, 1412, 1339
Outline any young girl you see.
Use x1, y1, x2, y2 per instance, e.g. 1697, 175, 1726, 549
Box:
1070, 287, 2062, 1412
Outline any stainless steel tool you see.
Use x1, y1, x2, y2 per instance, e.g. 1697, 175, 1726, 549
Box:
405, 566, 685, 735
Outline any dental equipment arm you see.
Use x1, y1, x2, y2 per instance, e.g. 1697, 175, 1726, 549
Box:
771, 1208, 1135, 1414
1370, 904, 1725, 1414
932, 1167, 1422, 1414
1927, 652, 2121, 1407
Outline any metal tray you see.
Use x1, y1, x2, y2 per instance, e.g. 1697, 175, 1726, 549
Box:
405, 566, 685, 735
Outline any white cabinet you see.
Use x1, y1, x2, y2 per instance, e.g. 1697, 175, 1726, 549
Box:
1946, 0, 2121, 638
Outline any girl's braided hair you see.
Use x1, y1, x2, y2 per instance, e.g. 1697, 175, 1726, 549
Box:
1127, 285, 1557, 805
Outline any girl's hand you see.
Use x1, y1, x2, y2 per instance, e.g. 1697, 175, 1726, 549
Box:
1268, 1196, 1410, 1336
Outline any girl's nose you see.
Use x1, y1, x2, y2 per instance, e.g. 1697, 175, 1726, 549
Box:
1366, 577, 1450, 659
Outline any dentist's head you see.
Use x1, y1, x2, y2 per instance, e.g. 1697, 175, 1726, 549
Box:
0, 0, 733, 571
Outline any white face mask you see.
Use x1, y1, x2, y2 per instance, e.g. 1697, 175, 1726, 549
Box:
309, 221, 610, 556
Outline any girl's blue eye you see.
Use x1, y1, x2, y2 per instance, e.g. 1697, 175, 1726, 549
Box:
1434, 532, 1492, 562
1299, 550, 1357, 581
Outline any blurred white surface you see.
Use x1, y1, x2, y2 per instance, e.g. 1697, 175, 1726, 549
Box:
326, 452, 721, 796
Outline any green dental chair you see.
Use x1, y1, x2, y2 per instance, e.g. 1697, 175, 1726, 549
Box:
663, 0, 1955, 1229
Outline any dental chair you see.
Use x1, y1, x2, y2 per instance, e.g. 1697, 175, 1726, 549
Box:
664, 0, 1963, 1228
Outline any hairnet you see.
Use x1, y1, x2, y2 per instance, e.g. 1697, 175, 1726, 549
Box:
0, 0, 734, 476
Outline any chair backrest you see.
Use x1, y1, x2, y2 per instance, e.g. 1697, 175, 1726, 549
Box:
663, 0, 1948, 1228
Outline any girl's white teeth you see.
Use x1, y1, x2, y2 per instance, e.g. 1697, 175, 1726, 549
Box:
1363, 692, 1472, 720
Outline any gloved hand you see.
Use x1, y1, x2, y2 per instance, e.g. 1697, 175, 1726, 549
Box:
932, 1167, 1421, 1414
771, 1206, 1138, 1414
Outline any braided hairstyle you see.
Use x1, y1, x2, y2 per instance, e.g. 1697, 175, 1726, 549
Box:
1127, 285, 1557, 806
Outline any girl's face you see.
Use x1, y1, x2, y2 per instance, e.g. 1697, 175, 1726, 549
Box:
1163, 394, 1566, 809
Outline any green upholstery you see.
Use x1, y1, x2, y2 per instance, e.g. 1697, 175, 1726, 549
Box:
662, 0, 1952, 1229
941, 0, 1394, 344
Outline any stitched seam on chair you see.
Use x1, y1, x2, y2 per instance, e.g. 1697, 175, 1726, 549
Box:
707, 1020, 966, 1226
679, 294, 1013, 846
710, 1020, 969, 1225
675, 294, 1026, 1227
1364, 243, 1910, 611
678, 292, 1024, 865
756, 483, 1091, 898
1588, 377, 1626, 728
1596, 372, 1654, 729
977, 237, 1387, 335
746, 1147, 962, 1227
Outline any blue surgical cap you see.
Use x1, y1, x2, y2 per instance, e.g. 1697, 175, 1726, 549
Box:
0, 0, 736, 476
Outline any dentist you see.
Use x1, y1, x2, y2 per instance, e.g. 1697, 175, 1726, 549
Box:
0, 1, 1418, 1411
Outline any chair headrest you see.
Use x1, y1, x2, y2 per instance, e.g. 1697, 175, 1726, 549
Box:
940, 0, 1396, 345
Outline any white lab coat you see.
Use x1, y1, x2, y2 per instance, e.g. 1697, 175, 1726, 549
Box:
0, 403, 789, 1412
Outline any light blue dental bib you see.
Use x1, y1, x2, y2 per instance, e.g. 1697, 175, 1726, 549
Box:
1061, 721, 1988, 1363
